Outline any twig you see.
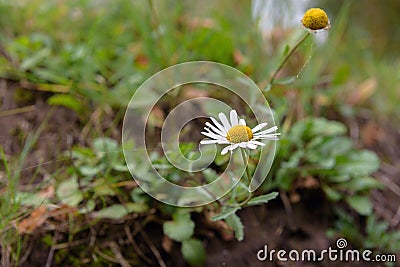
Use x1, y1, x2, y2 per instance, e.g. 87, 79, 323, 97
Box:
0, 105, 35, 117
125, 225, 152, 264
94, 247, 119, 263
378, 174, 400, 198
18, 239, 33, 265
109, 242, 131, 267
391, 205, 400, 228
45, 232, 59, 267
141, 231, 167, 267
52, 238, 87, 250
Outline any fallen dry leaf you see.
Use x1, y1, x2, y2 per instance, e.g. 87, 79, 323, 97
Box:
17, 206, 47, 234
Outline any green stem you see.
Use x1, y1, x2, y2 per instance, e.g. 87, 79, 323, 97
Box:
238, 148, 254, 206
240, 148, 251, 185
269, 31, 311, 86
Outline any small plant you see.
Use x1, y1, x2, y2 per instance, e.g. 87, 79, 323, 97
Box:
328, 209, 400, 256
267, 117, 381, 215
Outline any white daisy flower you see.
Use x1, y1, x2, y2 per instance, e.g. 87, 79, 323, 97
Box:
200, 110, 280, 155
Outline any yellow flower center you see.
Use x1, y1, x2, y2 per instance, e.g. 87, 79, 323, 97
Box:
226, 125, 253, 143
301, 8, 330, 30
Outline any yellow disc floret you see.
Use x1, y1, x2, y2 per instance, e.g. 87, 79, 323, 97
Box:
226, 125, 253, 143
301, 8, 330, 31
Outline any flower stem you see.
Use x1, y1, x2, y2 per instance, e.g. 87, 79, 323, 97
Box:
240, 148, 251, 185
269, 31, 311, 86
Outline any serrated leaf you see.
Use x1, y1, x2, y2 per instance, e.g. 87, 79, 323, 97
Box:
225, 213, 244, 241
246, 192, 279, 206
163, 212, 194, 242
181, 239, 206, 266
346, 195, 373, 215
211, 206, 240, 221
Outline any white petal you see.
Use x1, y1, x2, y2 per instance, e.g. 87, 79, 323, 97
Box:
247, 143, 257, 149
230, 110, 239, 126
255, 126, 278, 135
221, 145, 231, 155
200, 139, 219, 144
218, 112, 231, 131
253, 136, 279, 141
252, 123, 268, 133
201, 131, 226, 141
205, 122, 225, 136
216, 140, 231, 144
254, 133, 281, 138
249, 140, 265, 146
238, 142, 248, 148
239, 119, 246, 126
229, 144, 239, 151
210, 117, 227, 134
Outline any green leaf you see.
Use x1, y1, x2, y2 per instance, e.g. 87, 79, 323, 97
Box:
93, 204, 127, 219
181, 239, 206, 266
246, 192, 279, 206
48, 94, 83, 113
78, 199, 95, 214
20, 48, 51, 71
92, 137, 119, 154
337, 150, 380, 176
225, 213, 244, 241
93, 178, 116, 197
346, 195, 373, 215
163, 211, 194, 242
93, 203, 148, 219
56, 176, 83, 207
79, 164, 105, 177
300, 118, 347, 138
16, 192, 50, 207
322, 184, 343, 201
342, 176, 383, 192
211, 206, 240, 221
